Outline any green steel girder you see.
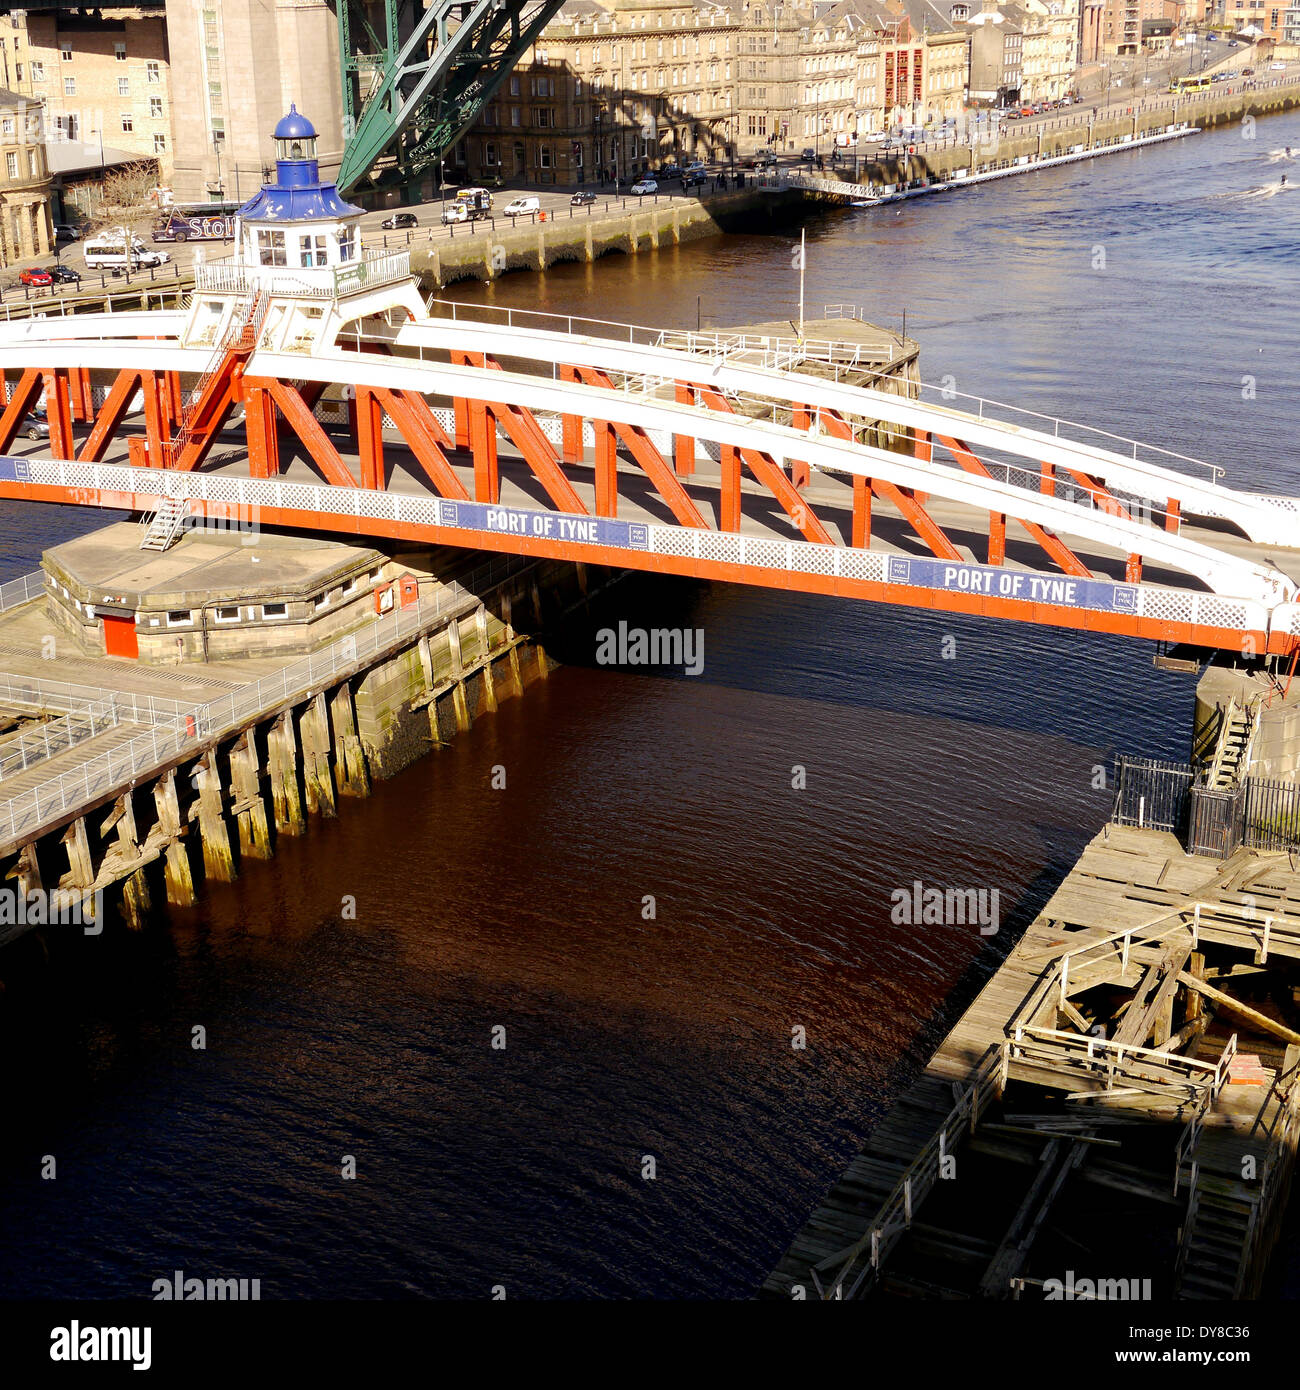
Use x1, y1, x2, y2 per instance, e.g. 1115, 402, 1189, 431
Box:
337, 0, 566, 196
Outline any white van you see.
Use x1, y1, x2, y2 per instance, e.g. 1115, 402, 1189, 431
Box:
501, 196, 540, 217
83, 234, 171, 272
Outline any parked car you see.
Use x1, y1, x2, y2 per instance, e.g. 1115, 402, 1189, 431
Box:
381, 211, 418, 229
1019, 105, 1035, 115
501, 196, 540, 217
54, 224, 80, 243
570, 189, 597, 206
800, 147, 816, 162
630, 178, 658, 196
684, 169, 707, 187
658, 163, 682, 180
49, 265, 81, 285
440, 202, 469, 224
18, 267, 51, 287
1243, 67, 1256, 76
23, 411, 48, 441
1270, 61, 1287, 71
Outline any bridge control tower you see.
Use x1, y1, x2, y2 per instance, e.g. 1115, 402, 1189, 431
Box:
183, 105, 426, 360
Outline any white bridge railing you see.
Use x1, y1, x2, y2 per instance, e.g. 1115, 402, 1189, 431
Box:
195, 249, 411, 301
14, 458, 1272, 643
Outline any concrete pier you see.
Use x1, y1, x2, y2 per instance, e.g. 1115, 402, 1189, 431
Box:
0, 526, 616, 944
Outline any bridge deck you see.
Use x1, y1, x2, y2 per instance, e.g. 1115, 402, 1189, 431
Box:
9, 425, 1299, 601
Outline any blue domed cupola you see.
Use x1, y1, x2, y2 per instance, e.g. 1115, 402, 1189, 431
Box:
234, 103, 365, 272
186, 100, 426, 355
273, 103, 320, 186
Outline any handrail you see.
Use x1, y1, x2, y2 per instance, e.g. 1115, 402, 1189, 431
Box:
1173, 1033, 1240, 1192
811, 1044, 1003, 1299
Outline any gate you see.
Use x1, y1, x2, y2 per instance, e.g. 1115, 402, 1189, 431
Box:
1188, 781, 1245, 858
1111, 757, 1193, 836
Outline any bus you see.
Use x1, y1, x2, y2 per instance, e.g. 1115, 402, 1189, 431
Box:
151, 200, 241, 243
1169, 75, 1212, 93
83, 232, 171, 271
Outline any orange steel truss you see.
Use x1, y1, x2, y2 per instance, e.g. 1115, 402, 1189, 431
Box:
0, 355, 1276, 656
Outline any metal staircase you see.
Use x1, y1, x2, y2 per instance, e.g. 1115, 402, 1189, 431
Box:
1206, 697, 1256, 790
162, 290, 265, 472
138, 493, 190, 552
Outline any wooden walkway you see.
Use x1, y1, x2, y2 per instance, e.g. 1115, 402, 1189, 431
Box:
763, 825, 1300, 1300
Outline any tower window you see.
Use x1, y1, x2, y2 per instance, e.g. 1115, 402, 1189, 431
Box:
256, 229, 287, 266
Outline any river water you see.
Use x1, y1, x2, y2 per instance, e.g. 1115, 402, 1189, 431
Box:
1, 116, 1298, 1300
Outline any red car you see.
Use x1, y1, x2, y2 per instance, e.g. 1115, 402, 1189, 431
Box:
18, 267, 51, 287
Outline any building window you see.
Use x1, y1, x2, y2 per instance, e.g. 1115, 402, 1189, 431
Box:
115, 41, 127, 61
4, 152, 15, 180
153, 133, 166, 153
485, 140, 498, 166
118, 76, 129, 96
260, 603, 287, 620
256, 228, 286, 266
121, 113, 133, 133
539, 144, 552, 167
300, 233, 327, 266
338, 225, 356, 261
150, 97, 163, 119
27, 150, 37, 178
63, 76, 75, 96
147, 60, 160, 83
1, 117, 11, 137
166, 610, 193, 627
60, 43, 72, 61
214, 606, 240, 623
31, 60, 42, 81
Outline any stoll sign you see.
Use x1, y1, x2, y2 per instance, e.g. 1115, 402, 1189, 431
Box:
887, 555, 1139, 614
437, 499, 649, 551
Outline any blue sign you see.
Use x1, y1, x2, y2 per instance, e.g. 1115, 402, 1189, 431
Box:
438, 499, 649, 551
0, 457, 31, 483
887, 556, 1138, 614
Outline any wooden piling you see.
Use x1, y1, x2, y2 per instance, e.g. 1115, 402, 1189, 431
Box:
230, 729, 272, 859
330, 683, 370, 797
300, 692, 337, 817
191, 750, 236, 883
267, 711, 305, 836
153, 768, 195, 906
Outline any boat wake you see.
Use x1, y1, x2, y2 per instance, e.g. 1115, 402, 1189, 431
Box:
1215, 180, 1300, 200
1264, 147, 1297, 162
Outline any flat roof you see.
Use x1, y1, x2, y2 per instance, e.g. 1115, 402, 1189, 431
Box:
43, 522, 384, 607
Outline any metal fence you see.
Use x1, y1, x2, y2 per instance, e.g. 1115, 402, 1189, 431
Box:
1112, 755, 1300, 858
1111, 756, 1194, 836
